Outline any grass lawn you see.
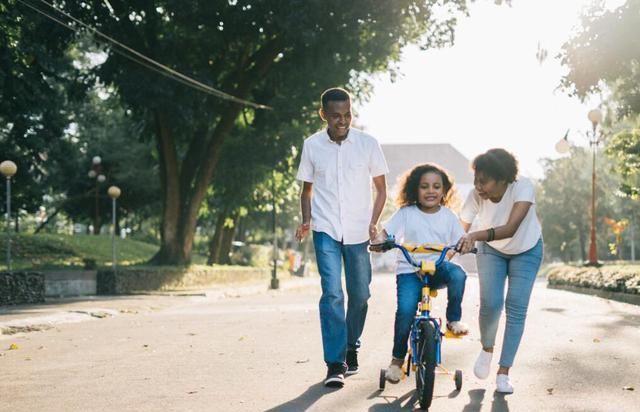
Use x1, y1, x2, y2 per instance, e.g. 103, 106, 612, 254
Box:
0, 233, 160, 271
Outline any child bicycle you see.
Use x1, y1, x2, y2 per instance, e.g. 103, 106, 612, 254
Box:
370, 236, 476, 411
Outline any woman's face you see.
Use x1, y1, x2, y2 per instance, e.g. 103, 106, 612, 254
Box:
474, 172, 505, 201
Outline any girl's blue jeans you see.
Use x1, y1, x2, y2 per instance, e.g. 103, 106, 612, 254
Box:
476, 238, 543, 368
312, 231, 372, 365
392, 261, 467, 359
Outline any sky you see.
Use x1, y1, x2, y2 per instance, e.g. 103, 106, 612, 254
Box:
357, 0, 622, 179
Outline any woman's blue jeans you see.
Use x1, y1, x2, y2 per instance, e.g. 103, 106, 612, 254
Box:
312, 231, 372, 365
392, 261, 467, 359
476, 238, 543, 368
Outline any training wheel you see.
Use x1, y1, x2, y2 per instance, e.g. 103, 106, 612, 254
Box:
379, 369, 386, 390
454, 369, 463, 391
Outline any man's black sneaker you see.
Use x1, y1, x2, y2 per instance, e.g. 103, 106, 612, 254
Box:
346, 350, 359, 375
324, 363, 346, 388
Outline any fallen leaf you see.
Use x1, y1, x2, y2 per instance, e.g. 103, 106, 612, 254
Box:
593, 338, 601, 343
238, 336, 245, 341
9, 343, 19, 350
187, 391, 198, 395
551, 357, 561, 362
296, 359, 310, 364
547, 388, 554, 395
623, 386, 634, 391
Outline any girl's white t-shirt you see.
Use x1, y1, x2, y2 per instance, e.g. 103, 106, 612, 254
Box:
460, 177, 542, 255
384, 205, 465, 274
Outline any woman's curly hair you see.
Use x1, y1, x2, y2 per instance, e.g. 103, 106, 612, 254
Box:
396, 163, 457, 208
472, 148, 518, 183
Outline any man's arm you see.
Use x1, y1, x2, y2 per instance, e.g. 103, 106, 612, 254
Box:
369, 174, 387, 240
295, 181, 313, 241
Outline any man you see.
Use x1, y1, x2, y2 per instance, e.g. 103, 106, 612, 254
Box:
295, 87, 388, 388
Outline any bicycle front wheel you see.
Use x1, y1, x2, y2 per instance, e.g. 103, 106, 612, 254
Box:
415, 320, 437, 410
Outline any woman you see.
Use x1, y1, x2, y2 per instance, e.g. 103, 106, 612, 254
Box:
457, 148, 543, 394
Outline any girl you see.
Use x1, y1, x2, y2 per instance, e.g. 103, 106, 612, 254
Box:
375, 163, 468, 383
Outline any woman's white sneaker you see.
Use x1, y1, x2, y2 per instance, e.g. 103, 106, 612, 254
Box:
473, 350, 493, 379
496, 374, 514, 393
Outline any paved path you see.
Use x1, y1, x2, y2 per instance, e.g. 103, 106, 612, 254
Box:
1, 274, 638, 411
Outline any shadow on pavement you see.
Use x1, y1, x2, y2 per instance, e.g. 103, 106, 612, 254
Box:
367, 389, 417, 411
461, 389, 509, 412
264, 382, 340, 412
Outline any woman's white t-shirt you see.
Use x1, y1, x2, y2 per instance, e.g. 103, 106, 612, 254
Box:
460, 177, 542, 255
384, 205, 465, 274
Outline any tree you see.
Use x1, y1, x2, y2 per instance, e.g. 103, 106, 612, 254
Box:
561, 0, 640, 116
50, 0, 471, 265
537, 148, 630, 262
0, 0, 86, 220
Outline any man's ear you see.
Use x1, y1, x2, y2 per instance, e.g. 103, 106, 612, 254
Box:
318, 107, 326, 121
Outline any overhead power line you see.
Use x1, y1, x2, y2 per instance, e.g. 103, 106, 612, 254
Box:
15, 0, 272, 110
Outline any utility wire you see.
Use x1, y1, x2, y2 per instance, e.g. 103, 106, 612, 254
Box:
15, 0, 271, 110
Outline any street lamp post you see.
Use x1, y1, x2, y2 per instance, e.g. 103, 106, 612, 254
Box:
88, 156, 106, 235
556, 109, 604, 266
108, 186, 121, 273
586, 109, 603, 266
0, 160, 17, 272
270, 172, 279, 290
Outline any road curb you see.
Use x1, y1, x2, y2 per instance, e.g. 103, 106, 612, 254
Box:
547, 283, 640, 306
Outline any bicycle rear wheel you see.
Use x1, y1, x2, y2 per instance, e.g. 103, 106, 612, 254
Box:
415, 320, 437, 410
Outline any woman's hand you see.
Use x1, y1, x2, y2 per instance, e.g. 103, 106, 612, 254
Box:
456, 233, 478, 254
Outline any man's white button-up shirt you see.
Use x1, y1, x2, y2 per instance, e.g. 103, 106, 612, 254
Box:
296, 128, 389, 244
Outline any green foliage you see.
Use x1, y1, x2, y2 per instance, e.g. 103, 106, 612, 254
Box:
606, 125, 640, 198
537, 148, 634, 262
0, 0, 85, 212
561, 0, 640, 116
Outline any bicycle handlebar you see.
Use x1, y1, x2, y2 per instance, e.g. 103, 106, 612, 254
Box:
369, 235, 477, 271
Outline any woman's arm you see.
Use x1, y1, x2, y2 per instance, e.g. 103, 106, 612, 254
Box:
458, 201, 532, 253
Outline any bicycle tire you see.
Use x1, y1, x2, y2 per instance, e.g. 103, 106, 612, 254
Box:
415, 320, 437, 410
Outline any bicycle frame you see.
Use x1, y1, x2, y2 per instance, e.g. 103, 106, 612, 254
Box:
370, 237, 474, 374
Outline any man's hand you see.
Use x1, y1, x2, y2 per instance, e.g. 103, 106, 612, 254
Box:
368, 224, 379, 241
296, 223, 311, 242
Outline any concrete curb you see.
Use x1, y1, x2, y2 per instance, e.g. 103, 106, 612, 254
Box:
547, 283, 640, 306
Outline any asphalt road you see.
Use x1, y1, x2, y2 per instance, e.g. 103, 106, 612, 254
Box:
1, 273, 639, 411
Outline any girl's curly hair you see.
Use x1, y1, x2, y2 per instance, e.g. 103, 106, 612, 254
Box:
396, 163, 457, 208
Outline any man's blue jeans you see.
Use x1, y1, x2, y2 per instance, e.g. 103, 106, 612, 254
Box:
476, 238, 543, 368
392, 261, 467, 359
313, 231, 372, 365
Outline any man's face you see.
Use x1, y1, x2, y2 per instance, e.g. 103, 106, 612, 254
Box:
320, 100, 352, 140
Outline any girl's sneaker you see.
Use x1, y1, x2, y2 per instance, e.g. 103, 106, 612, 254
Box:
447, 321, 469, 336
473, 350, 493, 379
385, 358, 404, 383
496, 374, 514, 393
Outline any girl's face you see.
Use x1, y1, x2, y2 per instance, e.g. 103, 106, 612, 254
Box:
417, 171, 445, 212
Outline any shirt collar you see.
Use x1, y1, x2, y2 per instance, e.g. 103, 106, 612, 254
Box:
324, 128, 354, 144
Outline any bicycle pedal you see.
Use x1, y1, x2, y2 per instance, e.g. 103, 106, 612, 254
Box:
444, 330, 465, 339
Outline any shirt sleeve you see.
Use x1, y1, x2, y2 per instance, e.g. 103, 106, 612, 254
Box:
513, 178, 536, 204
459, 189, 480, 224
383, 208, 405, 240
368, 139, 389, 178
295, 140, 314, 183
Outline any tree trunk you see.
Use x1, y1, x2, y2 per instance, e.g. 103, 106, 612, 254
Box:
218, 216, 238, 265
150, 39, 283, 266
207, 212, 227, 265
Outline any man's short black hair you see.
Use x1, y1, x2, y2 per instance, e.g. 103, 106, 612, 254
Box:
472, 148, 519, 183
321, 87, 351, 109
